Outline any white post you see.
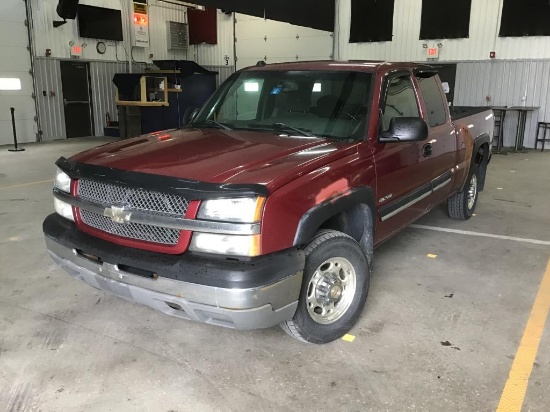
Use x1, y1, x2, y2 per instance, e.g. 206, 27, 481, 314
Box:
333, 0, 350, 61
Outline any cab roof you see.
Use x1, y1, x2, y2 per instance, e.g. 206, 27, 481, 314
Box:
242, 60, 433, 74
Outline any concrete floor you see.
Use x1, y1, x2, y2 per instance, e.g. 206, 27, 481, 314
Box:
1, 138, 549, 411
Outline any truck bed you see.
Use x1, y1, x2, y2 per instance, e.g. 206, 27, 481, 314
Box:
449, 106, 491, 121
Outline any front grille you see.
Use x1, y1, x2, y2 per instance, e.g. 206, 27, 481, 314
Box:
78, 179, 189, 245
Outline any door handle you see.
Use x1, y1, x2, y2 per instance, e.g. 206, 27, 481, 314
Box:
423, 143, 433, 157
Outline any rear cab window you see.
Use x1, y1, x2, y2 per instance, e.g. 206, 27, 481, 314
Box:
417, 75, 448, 127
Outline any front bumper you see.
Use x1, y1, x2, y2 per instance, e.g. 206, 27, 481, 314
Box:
43, 214, 304, 330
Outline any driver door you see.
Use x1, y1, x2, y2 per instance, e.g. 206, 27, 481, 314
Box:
373, 71, 434, 244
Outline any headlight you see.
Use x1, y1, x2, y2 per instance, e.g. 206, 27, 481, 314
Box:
54, 198, 75, 221
54, 168, 71, 193
190, 233, 260, 257
197, 197, 265, 223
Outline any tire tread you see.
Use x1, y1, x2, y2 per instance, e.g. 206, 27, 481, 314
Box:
448, 190, 467, 220
448, 163, 479, 221
280, 230, 357, 343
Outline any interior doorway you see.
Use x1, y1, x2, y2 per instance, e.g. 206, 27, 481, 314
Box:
60, 61, 94, 138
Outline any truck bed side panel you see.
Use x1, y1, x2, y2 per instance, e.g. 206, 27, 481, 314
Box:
450, 109, 494, 194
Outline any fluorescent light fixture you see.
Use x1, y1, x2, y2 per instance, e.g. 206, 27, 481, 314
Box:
468, 124, 474, 129
485, 113, 494, 120
0, 78, 21, 91
244, 82, 259, 92
313, 83, 322, 92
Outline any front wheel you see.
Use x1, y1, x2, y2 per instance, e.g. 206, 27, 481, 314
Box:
448, 165, 479, 220
280, 230, 370, 344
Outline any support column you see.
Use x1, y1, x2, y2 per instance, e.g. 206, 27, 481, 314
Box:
333, 0, 351, 61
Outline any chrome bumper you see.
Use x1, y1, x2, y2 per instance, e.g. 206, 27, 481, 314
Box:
45, 237, 301, 330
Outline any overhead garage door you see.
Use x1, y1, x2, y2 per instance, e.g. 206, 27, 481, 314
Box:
0, 0, 36, 145
235, 14, 334, 70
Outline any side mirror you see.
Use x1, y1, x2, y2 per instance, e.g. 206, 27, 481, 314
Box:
182, 107, 200, 126
380, 117, 429, 143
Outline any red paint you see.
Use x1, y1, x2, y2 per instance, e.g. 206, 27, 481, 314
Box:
67, 61, 492, 256
187, 7, 217, 45
157, 133, 172, 141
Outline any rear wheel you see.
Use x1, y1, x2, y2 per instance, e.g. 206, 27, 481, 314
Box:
448, 164, 479, 220
280, 230, 370, 344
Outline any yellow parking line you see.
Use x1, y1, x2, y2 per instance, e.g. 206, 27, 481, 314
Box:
0, 179, 52, 190
496, 258, 550, 412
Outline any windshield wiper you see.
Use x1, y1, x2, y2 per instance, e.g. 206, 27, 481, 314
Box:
205, 120, 234, 131
246, 122, 315, 137
272, 123, 314, 137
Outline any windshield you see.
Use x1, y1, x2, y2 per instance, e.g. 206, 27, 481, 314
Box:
192, 70, 373, 140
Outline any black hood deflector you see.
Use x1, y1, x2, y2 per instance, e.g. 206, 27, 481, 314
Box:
56, 157, 269, 200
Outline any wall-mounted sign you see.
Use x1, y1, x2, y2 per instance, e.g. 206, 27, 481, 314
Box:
132, 1, 150, 48
427, 47, 439, 58
70, 45, 82, 57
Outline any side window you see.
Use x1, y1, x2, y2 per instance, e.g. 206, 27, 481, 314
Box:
382, 75, 420, 131
417, 76, 447, 127
217, 79, 264, 121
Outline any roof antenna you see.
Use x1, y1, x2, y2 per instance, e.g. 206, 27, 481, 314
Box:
256, 60, 266, 67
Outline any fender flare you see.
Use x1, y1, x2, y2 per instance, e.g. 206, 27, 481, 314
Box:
293, 186, 375, 249
464, 133, 491, 191
473, 133, 491, 158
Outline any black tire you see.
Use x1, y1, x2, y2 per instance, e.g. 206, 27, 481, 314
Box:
280, 230, 370, 344
448, 163, 479, 220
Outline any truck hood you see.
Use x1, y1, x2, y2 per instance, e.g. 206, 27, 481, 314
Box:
71, 128, 356, 192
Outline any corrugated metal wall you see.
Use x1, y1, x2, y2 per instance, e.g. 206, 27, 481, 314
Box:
32, 0, 123, 61
191, 11, 235, 67
203, 65, 234, 87
130, 2, 189, 63
34, 58, 65, 140
455, 60, 550, 148
30, 0, 550, 147
30, 0, 191, 139
35, 58, 128, 139
31, 0, 188, 63
337, 0, 550, 62
89, 61, 129, 136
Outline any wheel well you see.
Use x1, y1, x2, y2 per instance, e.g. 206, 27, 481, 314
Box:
476, 142, 490, 191
317, 203, 374, 266
475, 142, 489, 165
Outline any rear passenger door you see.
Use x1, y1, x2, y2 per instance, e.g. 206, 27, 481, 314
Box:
414, 72, 457, 204
373, 71, 435, 244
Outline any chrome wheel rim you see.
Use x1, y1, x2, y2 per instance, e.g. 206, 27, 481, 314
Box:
467, 174, 478, 210
306, 257, 357, 324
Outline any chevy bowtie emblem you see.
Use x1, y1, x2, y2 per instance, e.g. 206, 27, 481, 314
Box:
104, 206, 132, 224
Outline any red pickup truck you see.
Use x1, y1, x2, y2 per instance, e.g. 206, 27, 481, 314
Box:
44, 61, 493, 344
